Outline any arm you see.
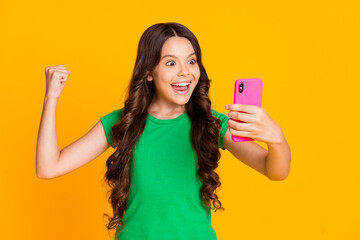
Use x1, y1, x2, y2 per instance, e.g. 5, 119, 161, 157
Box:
266, 136, 291, 181
36, 96, 110, 179
36, 96, 61, 178
223, 129, 269, 178
223, 129, 291, 181
224, 104, 291, 181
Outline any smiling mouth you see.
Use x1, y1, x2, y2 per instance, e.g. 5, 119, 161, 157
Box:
171, 80, 191, 87
171, 82, 190, 89
170, 82, 191, 94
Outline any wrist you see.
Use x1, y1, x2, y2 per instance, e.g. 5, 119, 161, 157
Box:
44, 95, 59, 102
268, 129, 286, 148
44, 95, 59, 107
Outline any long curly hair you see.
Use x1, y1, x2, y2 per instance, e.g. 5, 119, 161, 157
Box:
102, 22, 225, 234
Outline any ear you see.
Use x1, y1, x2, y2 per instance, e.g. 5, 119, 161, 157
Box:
147, 75, 153, 81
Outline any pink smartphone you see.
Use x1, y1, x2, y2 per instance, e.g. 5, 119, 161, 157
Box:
232, 78, 263, 142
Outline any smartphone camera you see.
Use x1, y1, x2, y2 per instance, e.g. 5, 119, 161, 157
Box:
239, 82, 244, 93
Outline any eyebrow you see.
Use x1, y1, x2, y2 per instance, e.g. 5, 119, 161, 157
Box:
161, 52, 196, 60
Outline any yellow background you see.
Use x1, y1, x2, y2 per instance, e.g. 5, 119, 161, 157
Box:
1, 0, 359, 239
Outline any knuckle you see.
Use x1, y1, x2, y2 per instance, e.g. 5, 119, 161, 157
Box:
251, 125, 257, 132
260, 107, 266, 115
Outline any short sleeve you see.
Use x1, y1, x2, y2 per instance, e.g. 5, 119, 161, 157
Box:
211, 109, 229, 150
100, 108, 124, 148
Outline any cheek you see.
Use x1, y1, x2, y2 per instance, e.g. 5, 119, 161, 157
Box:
155, 74, 173, 87
191, 67, 201, 80
195, 70, 201, 83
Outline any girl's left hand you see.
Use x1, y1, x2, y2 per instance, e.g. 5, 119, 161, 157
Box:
225, 104, 285, 145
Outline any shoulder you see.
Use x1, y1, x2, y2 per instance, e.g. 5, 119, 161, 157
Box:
211, 109, 230, 150
100, 107, 124, 124
211, 109, 229, 122
100, 107, 124, 148
100, 107, 124, 133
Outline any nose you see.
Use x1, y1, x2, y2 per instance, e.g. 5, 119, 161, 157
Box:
177, 62, 190, 77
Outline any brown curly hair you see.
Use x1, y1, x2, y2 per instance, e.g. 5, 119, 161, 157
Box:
102, 22, 224, 234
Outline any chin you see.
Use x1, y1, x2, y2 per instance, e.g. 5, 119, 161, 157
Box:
174, 98, 190, 106
170, 92, 194, 106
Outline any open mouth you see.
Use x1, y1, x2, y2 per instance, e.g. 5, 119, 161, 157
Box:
170, 82, 191, 95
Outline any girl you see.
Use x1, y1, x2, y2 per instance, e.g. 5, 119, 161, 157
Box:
36, 22, 291, 240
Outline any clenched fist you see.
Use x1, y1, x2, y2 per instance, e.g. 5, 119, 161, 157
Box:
44, 65, 71, 99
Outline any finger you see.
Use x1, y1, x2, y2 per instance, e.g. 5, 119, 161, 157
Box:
54, 68, 70, 74
47, 67, 69, 74
228, 119, 254, 132
53, 70, 70, 75
50, 65, 70, 72
228, 111, 253, 123
53, 71, 69, 81
46, 66, 66, 72
225, 104, 258, 114
51, 65, 66, 69
229, 127, 252, 138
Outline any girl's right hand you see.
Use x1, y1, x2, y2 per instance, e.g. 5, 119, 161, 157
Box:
44, 65, 71, 99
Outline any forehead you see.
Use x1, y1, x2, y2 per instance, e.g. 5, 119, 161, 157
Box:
161, 37, 195, 57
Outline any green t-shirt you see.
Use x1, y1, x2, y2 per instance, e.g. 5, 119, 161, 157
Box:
100, 108, 229, 240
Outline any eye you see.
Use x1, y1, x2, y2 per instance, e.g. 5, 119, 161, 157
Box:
166, 60, 175, 66
189, 59, 197, 64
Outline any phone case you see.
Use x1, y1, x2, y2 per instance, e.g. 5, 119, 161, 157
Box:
232, 78, 263, 142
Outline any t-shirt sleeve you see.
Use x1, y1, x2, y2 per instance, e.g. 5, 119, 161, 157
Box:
211, 109, 229, 150
100, 108, 123, 148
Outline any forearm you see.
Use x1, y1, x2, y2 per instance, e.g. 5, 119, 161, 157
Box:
265, 133, 291, 181
36, 96, 60, 178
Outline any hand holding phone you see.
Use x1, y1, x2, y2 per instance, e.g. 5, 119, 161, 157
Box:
232, 78, 263, 142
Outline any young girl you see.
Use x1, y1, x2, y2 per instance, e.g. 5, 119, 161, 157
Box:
36, 22, 291, 240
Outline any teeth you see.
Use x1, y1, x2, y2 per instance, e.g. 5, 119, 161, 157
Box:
172, 82, 190, 86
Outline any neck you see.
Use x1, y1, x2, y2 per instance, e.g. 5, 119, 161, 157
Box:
147, 95, 186, 119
